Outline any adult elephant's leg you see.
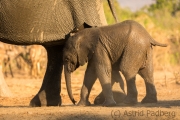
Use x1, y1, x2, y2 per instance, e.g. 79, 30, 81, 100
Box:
30, 45, 63, 107
94, 70, 126, 105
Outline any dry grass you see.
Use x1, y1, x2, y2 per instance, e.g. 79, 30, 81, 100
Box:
173, 71, 180, 85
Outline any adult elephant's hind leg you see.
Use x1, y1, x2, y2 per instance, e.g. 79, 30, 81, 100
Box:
30, 45, 63, 107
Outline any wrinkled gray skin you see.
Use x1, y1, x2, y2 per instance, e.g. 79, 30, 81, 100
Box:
63, 20, 167, 107
0, 0, 118, 107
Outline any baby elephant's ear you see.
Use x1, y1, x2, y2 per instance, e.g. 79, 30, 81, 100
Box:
76, 43, 89, 66
75, 28, 100, 66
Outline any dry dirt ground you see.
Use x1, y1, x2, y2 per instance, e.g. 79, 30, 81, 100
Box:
0, 67, 180, 120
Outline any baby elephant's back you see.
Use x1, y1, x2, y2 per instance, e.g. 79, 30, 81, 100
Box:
97, 20, 153, 67
100, 20, 151, 42
123, 20, 153, 42
119, 20, 153, 47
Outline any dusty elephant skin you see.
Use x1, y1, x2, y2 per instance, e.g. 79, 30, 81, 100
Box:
0, 0, 118, 107
63, 20, 167, 107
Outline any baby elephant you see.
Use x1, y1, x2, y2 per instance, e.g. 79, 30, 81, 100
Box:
63, 20, 167, 107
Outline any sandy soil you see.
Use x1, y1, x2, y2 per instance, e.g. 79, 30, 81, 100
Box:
0, 67, 180, 120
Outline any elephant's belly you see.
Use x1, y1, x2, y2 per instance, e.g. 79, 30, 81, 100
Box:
0, 0, 107, 45
0, 0, 74, 45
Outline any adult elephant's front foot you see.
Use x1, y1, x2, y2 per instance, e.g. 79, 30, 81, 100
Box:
30, 91, 61, 107
29, 45, 63, 107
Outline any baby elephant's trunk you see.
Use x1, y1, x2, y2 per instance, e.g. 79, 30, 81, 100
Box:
64, 66, 76, 105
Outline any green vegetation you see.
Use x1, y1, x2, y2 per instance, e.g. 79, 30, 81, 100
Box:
103, 0, 132, 24
103, 0, 180, 67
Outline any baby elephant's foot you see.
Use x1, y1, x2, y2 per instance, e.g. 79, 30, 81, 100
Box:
94, 93, 104, 105
77, 100, 91, 106
141, 95, 157, 103
124, 95, 137, 105
102, 99, 116, 107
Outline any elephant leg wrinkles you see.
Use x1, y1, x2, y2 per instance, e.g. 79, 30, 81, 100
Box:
30, 45, 63, 107
94, 57, 116, 106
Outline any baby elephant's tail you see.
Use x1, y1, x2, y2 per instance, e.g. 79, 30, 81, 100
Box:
150, 39, 167, 47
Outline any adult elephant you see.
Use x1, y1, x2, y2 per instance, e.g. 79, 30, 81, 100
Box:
0, 0, 118, 107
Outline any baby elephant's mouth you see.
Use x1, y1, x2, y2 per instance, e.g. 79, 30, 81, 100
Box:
70, 62, 80, 72
66, 63, 77, 73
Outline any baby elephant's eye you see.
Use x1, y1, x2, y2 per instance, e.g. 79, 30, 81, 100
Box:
65, 58, 69, 62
